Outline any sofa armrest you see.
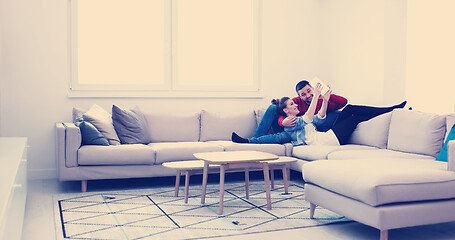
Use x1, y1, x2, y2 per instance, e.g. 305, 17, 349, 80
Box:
448, 140, 455, 172
63, 122, 81, 168
56, 123, 66, 170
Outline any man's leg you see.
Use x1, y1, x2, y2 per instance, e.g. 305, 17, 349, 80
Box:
316, 111, 340, 132
331, 115, 368, 145
254, 105, 281, 137
331, 101, 407, 145
333, 101, 406, 126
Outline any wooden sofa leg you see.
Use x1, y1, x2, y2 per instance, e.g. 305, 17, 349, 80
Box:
380, 230, 388, 240
309, 203, 316, 218
81, 180, 87, 192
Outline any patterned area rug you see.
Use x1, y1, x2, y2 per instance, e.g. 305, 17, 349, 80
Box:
54, 180, 350, 239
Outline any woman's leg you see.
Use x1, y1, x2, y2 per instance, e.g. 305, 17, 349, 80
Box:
253, 105, 284, 137
232, 132, 292, 144
331, 101, 407, 145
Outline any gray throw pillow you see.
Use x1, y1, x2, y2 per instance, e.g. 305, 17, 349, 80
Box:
74, 114, 109, 146
112, 105, 151, 144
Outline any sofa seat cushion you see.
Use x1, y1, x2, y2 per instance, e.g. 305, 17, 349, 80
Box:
292, 144, 379, 161
303, 158, 455, 207
327, 149, 435, 160
206, 140, 287, 156
149, 142, 224, 164
78, 144, 155, 165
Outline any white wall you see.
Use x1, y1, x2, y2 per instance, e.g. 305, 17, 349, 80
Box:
0, 0, 322, 179
406, 0, 455, 114
318, 0, 407, 106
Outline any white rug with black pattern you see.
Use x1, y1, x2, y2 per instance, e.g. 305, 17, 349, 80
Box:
54, 180, 350, 239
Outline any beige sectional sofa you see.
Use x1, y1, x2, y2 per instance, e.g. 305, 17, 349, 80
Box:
56, 108, 296, 192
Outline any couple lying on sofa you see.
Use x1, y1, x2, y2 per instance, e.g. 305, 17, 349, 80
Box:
232, 80, 407, 146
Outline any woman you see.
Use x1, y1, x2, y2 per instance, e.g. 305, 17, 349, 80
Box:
232, 84, 406, 146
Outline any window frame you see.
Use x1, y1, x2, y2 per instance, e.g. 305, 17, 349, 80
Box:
68, 0, 263, 98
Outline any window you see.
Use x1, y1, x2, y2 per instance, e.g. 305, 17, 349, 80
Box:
69, 0, 261, 98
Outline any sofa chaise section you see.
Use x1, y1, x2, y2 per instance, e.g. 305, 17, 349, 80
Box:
302, 109, 455, 240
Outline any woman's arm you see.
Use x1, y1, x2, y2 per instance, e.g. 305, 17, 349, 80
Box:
304, 84, 322, 121
318, 89, 332, 118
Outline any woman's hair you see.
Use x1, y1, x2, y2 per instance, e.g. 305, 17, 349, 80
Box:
271, 97, 290, 116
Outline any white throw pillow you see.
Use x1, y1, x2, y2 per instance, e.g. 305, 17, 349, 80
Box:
83, 104, 120, 145
200, 110, 257, 141
387, 109, 446, 157
349, 112, 392, 149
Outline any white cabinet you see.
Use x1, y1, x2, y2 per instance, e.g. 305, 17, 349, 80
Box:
0, 138, 28, 240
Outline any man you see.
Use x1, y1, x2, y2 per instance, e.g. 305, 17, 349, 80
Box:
232, 80, 347, 144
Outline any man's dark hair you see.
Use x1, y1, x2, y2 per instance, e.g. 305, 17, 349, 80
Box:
295, 80, 310, 94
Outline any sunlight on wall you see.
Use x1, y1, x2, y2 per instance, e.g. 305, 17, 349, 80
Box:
406, 0, 455, 114
175, 0, 255, 88
77, 0, 166, 86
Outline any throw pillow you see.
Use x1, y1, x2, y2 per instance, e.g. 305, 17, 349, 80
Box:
83, 104, 121, 145
436, 124, 455, 162
74, 115, 109, 146
112, 105, 151, 144
72, 107, 87, 123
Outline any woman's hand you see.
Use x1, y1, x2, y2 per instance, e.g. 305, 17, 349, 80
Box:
282, 116, 297, 127
313, 83, 323, 98
322, 88, 332, 102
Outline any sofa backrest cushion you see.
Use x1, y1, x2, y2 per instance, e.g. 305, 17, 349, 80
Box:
200, 110, 257, 141
144, 112, 200, 142
348, 112, 392, 149
387, 109, 446, 157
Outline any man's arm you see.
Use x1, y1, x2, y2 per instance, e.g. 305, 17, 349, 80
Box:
327, 94, 348, 111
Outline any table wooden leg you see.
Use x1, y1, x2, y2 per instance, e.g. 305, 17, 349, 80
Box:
282, 165, 289, 194
262, 162, 272, 210
174, 170, 181, 197
201, 161, 209, 204
245, 167, 249, 199
184, 170, 190, 203
270, 168, 275, 189
219, 164, 226, 215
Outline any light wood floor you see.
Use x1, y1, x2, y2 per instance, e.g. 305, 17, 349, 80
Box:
21, 174, 455, 240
